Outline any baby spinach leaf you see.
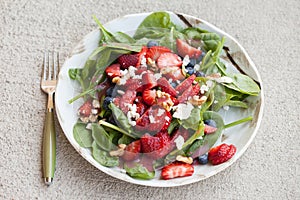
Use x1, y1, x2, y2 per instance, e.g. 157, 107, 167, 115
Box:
186, 138, 204, 157
69, 68, 82, 80
92, 123, 114, 151
92, 142, 119, 167
113, 32, 136, 44
118, 135, 133, 145
124, 163, 155, 180
224, 100, 248, 108
181, 107, 201, 130
189, 111, 224, 158
167, 119, 179, 134
108, 103, 140, 138
93, 15, 116, 43
222, 73, 260, 95
73, 122, 93, 148
211, 83, 227, 111
134, 12, 175, 39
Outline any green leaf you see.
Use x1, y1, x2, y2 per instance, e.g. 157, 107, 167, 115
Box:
124, 163, 155, 180
222, 73, 260, 95
167, 119, 179, 134
73, 122, 93, 148
188, 111, 224, 158
118, 135, 133, 145
114, 32, 136, 44
134, 12, 175, 39
68, 68, 82, 80
92, 123, 114, 151
93, 15, 116, 43
211, 83, 227, 111
181, 107, 201, 130
109, 103, 140, 138
224, 100, 248, 108
92, 142, 119, 167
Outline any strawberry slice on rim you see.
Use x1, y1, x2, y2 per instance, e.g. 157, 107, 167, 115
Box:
161, 162, 194, 180
176, 39, 202, 59
157, 52, 183, 69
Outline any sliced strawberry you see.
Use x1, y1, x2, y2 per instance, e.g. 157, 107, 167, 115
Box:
175, 74, 196, 94
105, 63, 121, 78
176, 39, 202, 59
146, 46, 171, 61
191, 83, 200, 96
177, 85, 193, 103
119, 90, 137, 114
123, 78, 143, 92
208, 143, 236, 165
157, 52, 183, 69
136, 101, 147, 116
122, 140, 141, 161
161, 162, 194, 180
142, 72, 157, 90
135, 105, 172, 133
113, 96, 121, 107
78, 100, 92, 117
140, 131, 173, 159
157, 77, 178, 97
117, 53, 139, 69
204, 124, 218, 134
136, 46, 148, 67
170, 96, 179, 106
162, 66, 185, 81
142, 89, 157, 106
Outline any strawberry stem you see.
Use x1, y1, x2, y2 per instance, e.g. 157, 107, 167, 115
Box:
224, 116, 253, 129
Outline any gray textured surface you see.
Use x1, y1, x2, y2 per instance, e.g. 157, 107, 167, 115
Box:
0, 0, 299, 199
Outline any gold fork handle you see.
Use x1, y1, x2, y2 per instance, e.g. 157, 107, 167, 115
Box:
42, 103, 56, 185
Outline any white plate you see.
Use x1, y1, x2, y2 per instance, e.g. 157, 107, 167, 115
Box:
55, 12, 264, 187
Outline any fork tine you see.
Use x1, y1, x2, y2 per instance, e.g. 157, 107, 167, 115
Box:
53, 52, 59, 80
43, 51, 47, 80
48, 51, 52, 80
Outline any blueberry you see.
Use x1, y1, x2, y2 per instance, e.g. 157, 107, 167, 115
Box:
204, 119, 217, 128
196, 51, 206, 62
170, 82, 177, 88
195, 71, 205, 77
103, 96, 113, 109
106, 87, 114, 97
147, 40, 159, 48
186, 67, 195, 75
186, 58, 197, 68
198, 153, 208, 164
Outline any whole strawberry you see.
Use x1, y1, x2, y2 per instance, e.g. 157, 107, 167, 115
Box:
208, 143, 236, 165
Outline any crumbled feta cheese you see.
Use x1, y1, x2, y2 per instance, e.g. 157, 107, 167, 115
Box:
200, 84, 209, 94
118, 77, 127, 85
128, 66, 137, 77
168, 78, 173, 83
149, 114, 156, 123
172, 102, 194, 120
157, 108, 165, 117
194, 64, 200, 71
206, 80, 214, 88
91, 109, 98, 115
92, 99, 100, 108
120, 69, 128, 76
174, 135, 185, 150
154, 73, 162, 80
86, 123, 92, 130
128, 120, 136, 126
214, 100, 219, 104
140, 55, 147, 67
117, 90, 125, 95
182, 55, 190, 66
223, 105, 230, 111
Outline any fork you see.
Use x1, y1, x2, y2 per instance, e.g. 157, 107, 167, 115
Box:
41, 51, 59, 185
